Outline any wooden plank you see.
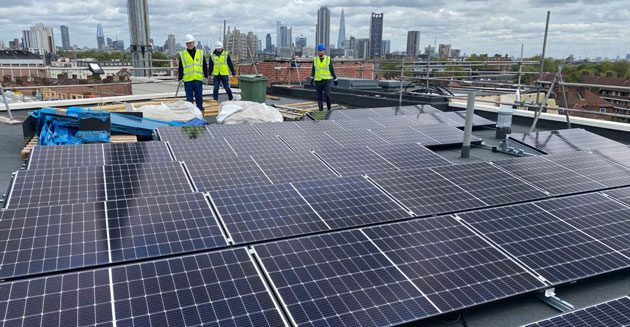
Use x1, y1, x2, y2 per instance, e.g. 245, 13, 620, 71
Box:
111, 135, 137, 143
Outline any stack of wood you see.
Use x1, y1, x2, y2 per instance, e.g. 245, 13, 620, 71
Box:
274, 101, 345, 120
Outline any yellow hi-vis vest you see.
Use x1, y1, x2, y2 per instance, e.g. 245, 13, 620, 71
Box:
211, 51, 230, 76
179, 49, 204, 82
313, 55, 332, 81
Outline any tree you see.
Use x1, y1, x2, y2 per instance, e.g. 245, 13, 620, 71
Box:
151, 52, 170, 68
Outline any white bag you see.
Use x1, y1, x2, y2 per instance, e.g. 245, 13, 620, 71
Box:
133, 100, 203, 122
217, 101, 283, 124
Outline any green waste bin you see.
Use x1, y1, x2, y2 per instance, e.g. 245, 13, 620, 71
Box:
238, 75, 268, 103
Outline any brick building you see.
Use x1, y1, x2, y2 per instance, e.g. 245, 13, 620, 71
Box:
238, 59, 375, 85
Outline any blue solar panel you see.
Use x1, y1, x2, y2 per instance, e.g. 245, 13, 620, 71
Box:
103, 141, 174, 166
167, 138, 238, 161
509, 128, 625, 154
251, 152, 338, 184
0, 202, 109, 279
209, 183, 329, 244
603, 186, 630, 206
544, 151, 630, 188
363, 216, 546, 312
108, 193, 227, 262
224, 136, 294, 156
254, 230, 440, 326
0, 269, 113, 326
368, 143, 452, 170
28, 143, 104, 170
185, 157, 272, 192
525, 296, 630, 327
157, 125, 214, 141
459, 202, 629, 285
293, 176, 410, 229
315, 146, 399, 176
104, 162, 194, 200
111, 248, 286, 326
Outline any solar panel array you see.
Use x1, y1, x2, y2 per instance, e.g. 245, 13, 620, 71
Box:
9, 117, 630, 327
524, 296, 630, 327
508, 128, 626, 154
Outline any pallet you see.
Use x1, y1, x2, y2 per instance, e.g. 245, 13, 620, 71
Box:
21, 136, 39, 160
110, 135, 138, 143
278, 109, 304, 121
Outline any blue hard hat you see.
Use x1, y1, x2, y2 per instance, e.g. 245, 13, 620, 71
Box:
317, 43, 326, 51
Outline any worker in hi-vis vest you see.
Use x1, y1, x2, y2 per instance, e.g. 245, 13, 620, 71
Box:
208, 41, 236, 102
177, 34, 208, 112
310, 43, 338, 111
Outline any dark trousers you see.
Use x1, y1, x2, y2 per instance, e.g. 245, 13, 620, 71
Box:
184, 80, 204, 111
213, 75, 233, 101
315, 79, 332, 110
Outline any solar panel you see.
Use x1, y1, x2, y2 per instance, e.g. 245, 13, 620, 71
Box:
534, 193, 630, 258
314, 146, 399, 176
108, 193, 227, 262
524, 296, 630, 327
224, 136, 294, 156
592, 145, 630, 168
251, 152, 338, 184
185, 157, 271, 192
411, 124, 482, 146
324, 130, 391, 147
167, 138, 238, 161
157, 125, 214, 141
458, 202, 629, 285
367, 143, 452, 170
28, 143, 104, 170
333, 117, 386, 130
252, 121, 308, 136
279, 133, 345, 151
110, 248, 287, 326
103, 141, 174, 166
493, 155, 606, 196
434, 111, 496, 128
104, 162, 193, 200
293, 176, 410, 229
0, 202, 109, 279
544, 151, 630, 188
206, 123, 262, 138
209, 183, 329, 244
368, 169, 487, 217
363, 217, 546, 313
253, 230, 440, 326
603, 186, 630, 206
295, 120, 346, 133
508, 128, 625, 154
0, 269, 113, 326
371, 126, 440, 145
411, 113, 453, 125
7, 166, 106, 209
431, 162, 548, 206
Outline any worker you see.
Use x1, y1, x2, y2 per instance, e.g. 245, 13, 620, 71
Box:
310, 43, 338, 111
208, 41, 236, 102
178, 34, 208, 112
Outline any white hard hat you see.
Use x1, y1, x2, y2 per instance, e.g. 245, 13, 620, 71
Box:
215, 41, 223, 49
185, 34, 195, 43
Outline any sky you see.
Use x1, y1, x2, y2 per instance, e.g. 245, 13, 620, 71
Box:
0, 0, 629, 59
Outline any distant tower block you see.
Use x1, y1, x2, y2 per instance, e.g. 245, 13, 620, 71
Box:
127, 0, 152, 77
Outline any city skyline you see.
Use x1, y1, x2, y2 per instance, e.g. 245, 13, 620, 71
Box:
0, 1, 629, 59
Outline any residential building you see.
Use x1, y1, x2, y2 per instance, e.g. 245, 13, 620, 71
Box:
438, 44, 452, 59
22, 23, 55, 56
381, 40, 390, 55
316, 6, 331, 52
369, 13, 383, 58
357, 38, 369, 59
406, 31, 420, 59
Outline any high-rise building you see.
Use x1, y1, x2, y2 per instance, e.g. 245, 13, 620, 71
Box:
450, 49, 461, 59
276, 21, 282, 49
295, 35, 307, 53
265, 33, 272, 53
225, 29, 258, 60
60, 25, 70, 50
165, 34, 176, 56
345, 36, 357, 58
22, 23, 55, 56
369, 13, 383, 58
316, 6, 331, 52
381, 40, 390, 55
279, 25, 292, 48
96, 24, 105, 50
112, 40, 125, 51
438, 44, 452, 59
107, 37, 113, 47
258, 39, 262, 52
406, 31, 420, 59
337, 8, 346, 49
127, 0, 152, 77
357, 38, 369, 59
425, 45, 435, 57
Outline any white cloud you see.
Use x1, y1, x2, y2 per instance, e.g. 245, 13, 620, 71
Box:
0, 0, 628, 58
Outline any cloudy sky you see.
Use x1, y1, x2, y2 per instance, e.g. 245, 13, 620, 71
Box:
1, 0, 629, 59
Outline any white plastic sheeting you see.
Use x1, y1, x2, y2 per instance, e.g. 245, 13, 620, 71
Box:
217, 101, 283, 124
132, 100, 203, 122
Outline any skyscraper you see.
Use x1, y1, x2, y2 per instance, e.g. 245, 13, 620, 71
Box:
60, 25, 70, 50
165, 34, 176, 56
316, 6, 330, 52
295, 35, 307, 53
369, 13, 383, 58
265, 33, 272, 53
337, 8, 346, 49
96, 24, 105, 50
357, 38, 369, 59
22, 23, 55, 56
381, 40, 390, 55
406, 31, 420, 58
279, 25, 292, 47
127, 0, 152, 77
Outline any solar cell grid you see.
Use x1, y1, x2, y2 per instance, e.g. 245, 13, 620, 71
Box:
104, 162, 193, 200
278, 133, 340, 151
431, 162, 548, 206
293, 176, 410, 229
28, 143, 104, 170
210, 183, 329, 244
107, 193, 227, 262
370, 126, 437, 145
544, 151, 630, 188
103, 141, 174, 166
459, 203, 629, 285
367, 143, 452, 170
0, 202, 109, 279
493, 155, 606, 196
295, 120, 346, 133
367, 169, 486, 217
7, 166, 106, 209
185, 157, 271, 192
206, 123, 262, 138
254, 230, 440, 327
110, 248, 287, 327
224, 136, 293, 156
157, 125, 214, 141
0, 269, 113, 326
524, 296, 630, 327
252, 122, 308, 136
332, 117, 383, 130
591, 146, 630, 168
167, 138, 238, 161
251, 152, 338, 184
324, 130, 390, 147
315, 146, 399, 176
411, 124, 481, 146
363, 217, 546, 313
508, 129, 625, 154
603, 186, 630, 206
